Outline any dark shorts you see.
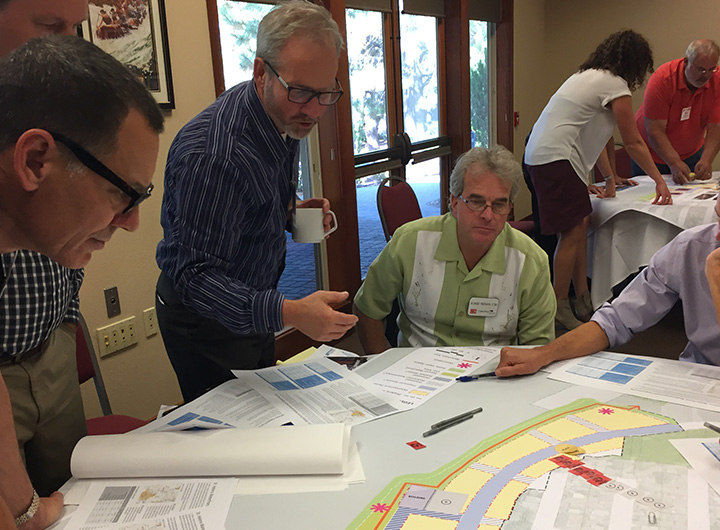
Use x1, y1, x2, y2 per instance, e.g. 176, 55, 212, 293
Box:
527, 160, 591, 235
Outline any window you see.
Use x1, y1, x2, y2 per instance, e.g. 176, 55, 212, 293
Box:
470, 20, 493, 148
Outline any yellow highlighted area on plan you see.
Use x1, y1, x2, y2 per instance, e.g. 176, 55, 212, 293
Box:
446, 469, 492, 512
574, 406, 665, 430
536, 417, 595, 440
399, 514, 457, 530
583, 437, 624, 454
524, 457, 563, 478
485, 480, 528, 520
479, 434, 550, 468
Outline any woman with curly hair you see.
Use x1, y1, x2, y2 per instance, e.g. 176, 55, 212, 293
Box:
525, 29, 672, 332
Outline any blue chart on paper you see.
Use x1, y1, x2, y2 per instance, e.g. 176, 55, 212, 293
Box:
167, 412, 227, 429
703, 441, 720, 463
568, 353, 652, 385
258, 362, 345, 391
307, 361, 343, 382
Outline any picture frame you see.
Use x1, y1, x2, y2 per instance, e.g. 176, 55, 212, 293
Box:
80, 0, 175, 109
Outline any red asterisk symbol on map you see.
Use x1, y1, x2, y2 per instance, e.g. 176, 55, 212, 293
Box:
599, 408, 614, 415
458, 363, 471, 369
371, 503, 390, 513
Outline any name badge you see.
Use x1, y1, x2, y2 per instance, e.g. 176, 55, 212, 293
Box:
468, 297, 499, 317
681, 106, 691, 121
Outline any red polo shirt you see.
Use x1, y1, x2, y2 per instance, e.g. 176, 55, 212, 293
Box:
635, 57, 720, 164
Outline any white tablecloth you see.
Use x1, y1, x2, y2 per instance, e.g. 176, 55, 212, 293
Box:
588, 173, 719, 309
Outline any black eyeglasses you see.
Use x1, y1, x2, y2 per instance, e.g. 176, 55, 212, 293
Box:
264, 60, 344, 106
457, 195, 511, 215
50, 132, 153, 214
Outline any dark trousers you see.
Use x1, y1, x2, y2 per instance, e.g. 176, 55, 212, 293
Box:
630, 146, 704, 177
156, 272, 275, 402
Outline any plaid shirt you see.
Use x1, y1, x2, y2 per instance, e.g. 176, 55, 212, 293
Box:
0, 250, 84, 356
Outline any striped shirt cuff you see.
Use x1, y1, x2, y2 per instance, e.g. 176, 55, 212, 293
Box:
252, 289, 285, 333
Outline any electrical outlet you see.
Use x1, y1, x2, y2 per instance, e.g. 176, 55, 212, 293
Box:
96, 316, 138, 357
143, 307, 158, 337
104, 286, 121, 318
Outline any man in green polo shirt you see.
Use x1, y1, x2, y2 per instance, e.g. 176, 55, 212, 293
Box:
353, 146, 556, 354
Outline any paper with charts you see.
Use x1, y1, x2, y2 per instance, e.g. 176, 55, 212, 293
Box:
547, 351, 720, 413
346, 400, 720, 530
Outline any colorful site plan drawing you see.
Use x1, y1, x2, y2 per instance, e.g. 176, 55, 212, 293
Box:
346, 399, 720, 530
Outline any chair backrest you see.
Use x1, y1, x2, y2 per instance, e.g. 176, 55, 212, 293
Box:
76, 314, 113, 416
376, 176, 423, 241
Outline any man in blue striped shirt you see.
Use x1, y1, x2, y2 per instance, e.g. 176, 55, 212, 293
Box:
156, 1, 358, 402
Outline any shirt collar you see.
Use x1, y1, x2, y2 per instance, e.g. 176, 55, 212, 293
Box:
434, 213, 509, 277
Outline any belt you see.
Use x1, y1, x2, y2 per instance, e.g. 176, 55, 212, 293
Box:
0, 342, 46, 366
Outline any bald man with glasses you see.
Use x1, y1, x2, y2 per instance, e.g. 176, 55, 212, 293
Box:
633, 39, 720, 184
353, 146, 555, 355
156, 0, 357, 402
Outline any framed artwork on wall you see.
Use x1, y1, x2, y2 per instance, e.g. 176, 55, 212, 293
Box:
80, 0, 175, 109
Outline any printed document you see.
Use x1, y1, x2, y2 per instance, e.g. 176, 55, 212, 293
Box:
63, 478, 235, 530
367, 346, 500, 407
548, 351, 720, 413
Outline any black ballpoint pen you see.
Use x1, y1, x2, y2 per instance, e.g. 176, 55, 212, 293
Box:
704, 421, 720, 434
424, 406, 483, 437
423, 415, 473, 437
456, 372, 496, 382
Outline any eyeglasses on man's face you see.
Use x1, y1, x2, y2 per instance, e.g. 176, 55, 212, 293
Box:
457, 195, 511, 215
264, 60, 344, 106
50, 132, 153, 214
690, 61, 719, 76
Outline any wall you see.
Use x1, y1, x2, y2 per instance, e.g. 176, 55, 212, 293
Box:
79, 0, 217, 419
511, 0, 547, 219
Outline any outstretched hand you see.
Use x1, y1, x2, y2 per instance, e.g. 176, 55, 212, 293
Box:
283, 291, 358, 342
494, 347, 551, 378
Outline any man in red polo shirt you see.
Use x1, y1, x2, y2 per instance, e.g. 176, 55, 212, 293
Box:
633, 39, 720, 184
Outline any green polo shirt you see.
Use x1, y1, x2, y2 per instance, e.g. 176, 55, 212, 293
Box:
355, 213, 555, 347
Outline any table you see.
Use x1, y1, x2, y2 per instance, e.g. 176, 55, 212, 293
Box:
587, 173, 719, 309
227, 348, 720, 529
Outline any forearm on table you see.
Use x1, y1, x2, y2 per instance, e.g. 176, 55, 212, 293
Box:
0, 375, 34, 518
623, 137, 665, 183
531, 321, 610, 367
352, 305, 391, 355
700, 123, 720, 165
645, 122, 682, 168
595, 145, 614, 178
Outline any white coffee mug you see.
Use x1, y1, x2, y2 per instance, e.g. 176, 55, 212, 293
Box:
292, 208, 338, 243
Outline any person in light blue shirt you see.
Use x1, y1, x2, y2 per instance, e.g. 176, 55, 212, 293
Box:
496, 193, 720, 376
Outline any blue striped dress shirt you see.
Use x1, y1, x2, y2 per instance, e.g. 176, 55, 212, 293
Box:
157, 81, 298, 335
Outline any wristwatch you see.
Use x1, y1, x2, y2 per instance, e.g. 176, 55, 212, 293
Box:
14, 489, 39, 527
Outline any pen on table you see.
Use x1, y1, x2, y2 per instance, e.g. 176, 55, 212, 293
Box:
456, 372, 496, 382
423, 406, 483, 437
704, 421, 720, 434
